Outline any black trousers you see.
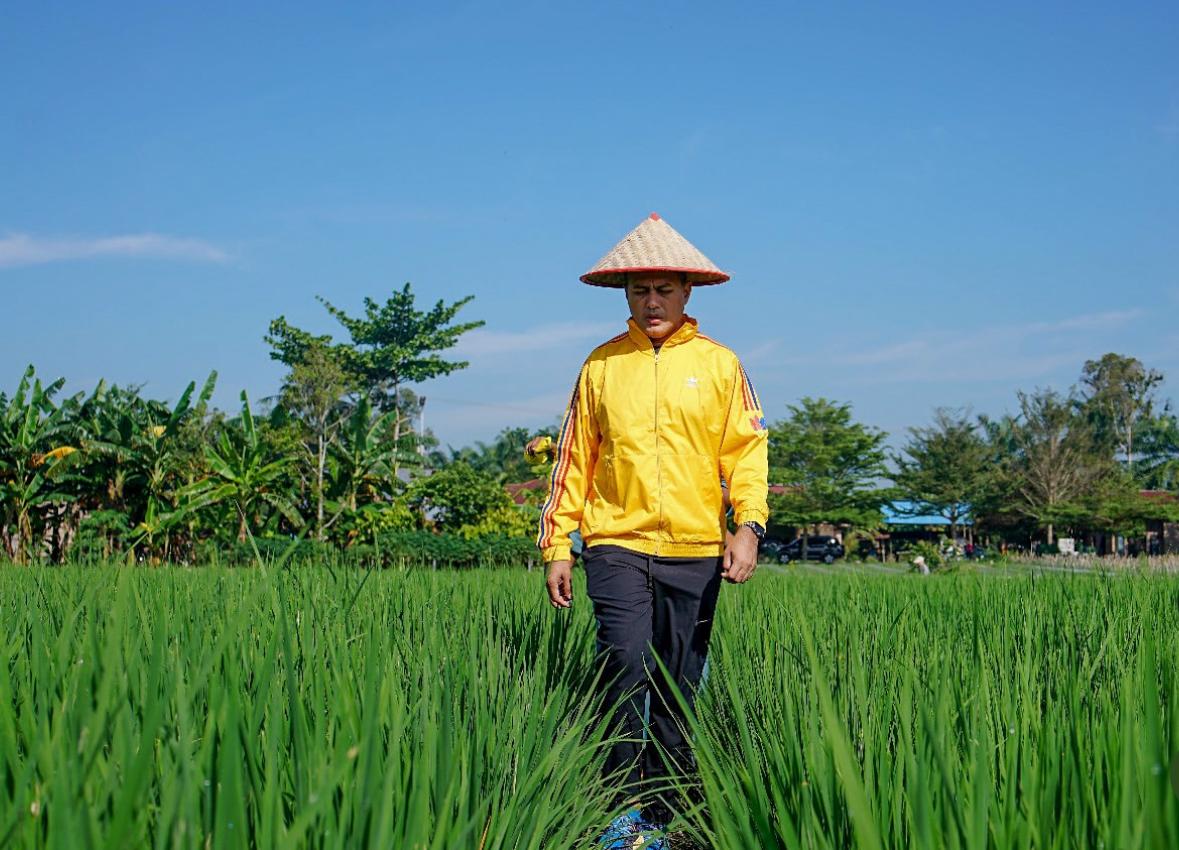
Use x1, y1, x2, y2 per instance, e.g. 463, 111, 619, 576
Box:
582, 544, 723, 805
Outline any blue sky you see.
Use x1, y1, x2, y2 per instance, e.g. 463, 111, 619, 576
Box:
3, 1, 1177, 449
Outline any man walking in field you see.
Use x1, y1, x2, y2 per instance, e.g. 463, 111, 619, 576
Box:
538, 213, 769, 847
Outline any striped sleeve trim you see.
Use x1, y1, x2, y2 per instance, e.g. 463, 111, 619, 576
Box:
739, 364, 762, 411
536, 369, 583, 550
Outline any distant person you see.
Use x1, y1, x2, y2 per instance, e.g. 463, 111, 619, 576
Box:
537, 214, 769, 847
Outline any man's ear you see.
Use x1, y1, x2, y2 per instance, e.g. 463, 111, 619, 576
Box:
683, 282, 693, 304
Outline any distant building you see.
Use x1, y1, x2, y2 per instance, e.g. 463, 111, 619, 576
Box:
875, 500, 974, 559
1140, 491, 1178, 555
505, 479, 546, 506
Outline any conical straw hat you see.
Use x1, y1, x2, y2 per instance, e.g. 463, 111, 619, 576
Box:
580, 213, 730, 288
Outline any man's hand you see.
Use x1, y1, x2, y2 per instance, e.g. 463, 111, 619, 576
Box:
722, 526, 759, 584
545, 559, 574, 608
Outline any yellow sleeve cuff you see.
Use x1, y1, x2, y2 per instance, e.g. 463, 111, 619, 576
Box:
541, 545, 572, 563
734, 509, 769, 527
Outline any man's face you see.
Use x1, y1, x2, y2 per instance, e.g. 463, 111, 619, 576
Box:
625, 274, 692, 341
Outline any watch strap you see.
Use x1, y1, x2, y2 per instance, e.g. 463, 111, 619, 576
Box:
741, 521, 766, 540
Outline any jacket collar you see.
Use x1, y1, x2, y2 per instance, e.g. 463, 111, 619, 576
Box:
626, 315, 699, 354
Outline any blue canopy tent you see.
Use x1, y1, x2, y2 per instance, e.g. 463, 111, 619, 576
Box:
882, 501, 973, 527
877, 501, 975, 560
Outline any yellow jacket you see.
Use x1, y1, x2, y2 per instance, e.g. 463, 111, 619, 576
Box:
538, 316, 769, 561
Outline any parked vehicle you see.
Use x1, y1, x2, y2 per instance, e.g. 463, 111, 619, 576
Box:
777, 535, 845, 564
760, 538, 789, 561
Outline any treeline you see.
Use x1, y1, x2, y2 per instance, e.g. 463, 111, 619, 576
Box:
0, 284, 541, 564
767, 353, 1179, 550
3, 278, 1177, 565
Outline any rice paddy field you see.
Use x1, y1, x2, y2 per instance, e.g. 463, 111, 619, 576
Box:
1, 562, 1177, 849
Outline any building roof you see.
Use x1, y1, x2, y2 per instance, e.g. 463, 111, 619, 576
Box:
882, 500, 973, 526
505, 478, 545, 505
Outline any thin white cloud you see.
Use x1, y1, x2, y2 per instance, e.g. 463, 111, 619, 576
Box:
760, 308, 1150, 385
739, 339, 781, 365
456, 320, 620, 357
0, 233, 230, 269
1025, 309, 1144, 333
426, 390, 571, 417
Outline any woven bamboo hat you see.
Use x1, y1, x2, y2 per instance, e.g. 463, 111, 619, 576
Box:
580, 213, 730, 288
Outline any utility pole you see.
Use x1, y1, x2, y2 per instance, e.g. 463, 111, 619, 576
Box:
418, 396, 427, 455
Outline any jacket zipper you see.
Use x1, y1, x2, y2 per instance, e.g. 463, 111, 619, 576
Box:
654, 348, 662, 555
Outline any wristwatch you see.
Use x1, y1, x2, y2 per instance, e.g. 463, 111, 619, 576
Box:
741, 521, 766, 542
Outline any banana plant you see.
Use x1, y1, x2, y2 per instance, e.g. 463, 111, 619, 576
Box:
74, 372, 217, 558
183, 390, 304, 543
322, 395, 406, 538
0, 366, 79, 562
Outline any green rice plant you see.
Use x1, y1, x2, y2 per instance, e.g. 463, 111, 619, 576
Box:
676, 571, 1179, 849
0, 566, 620, 848
2, 565, 1177, 848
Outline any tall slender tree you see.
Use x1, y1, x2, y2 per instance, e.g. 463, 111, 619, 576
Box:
1007, 388, 1108, 545
1079, 353, 1164, 471
279, 342, 349, 541
891, 408, 991, 542
767, 397, 889, 557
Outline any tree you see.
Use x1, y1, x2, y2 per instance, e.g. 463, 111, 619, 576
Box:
404, 462, 512, 532
326, 396, 405, 524
388, 387, 434, 461
0, 367, 75, 562
973, 413, 1034, 541
767, 398, 889, 557
1136, 411, 1179, 491
76, 373, 217, 560
447, 426, 556, 483
185, 391, 303, 543
267, 281, 482, 409
1082, 468, 1173, 545
267, 284, 481, 482
1006, 388, 1108, 545
1079, 353, 1164, 471
279, 341, 350, 541
891, 408, 991, 541
316, 285, 484, 405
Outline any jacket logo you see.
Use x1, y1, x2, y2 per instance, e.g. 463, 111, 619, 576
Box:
685, 376, 699, 388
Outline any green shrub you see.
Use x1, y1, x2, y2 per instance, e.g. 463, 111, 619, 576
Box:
906, 539, 944, 571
